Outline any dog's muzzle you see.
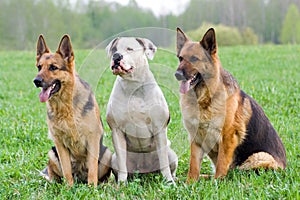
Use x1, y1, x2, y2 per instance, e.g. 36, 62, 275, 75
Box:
112, 53, 123, 70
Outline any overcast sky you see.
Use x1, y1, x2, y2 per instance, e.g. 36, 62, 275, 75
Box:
104, 0, 190, 16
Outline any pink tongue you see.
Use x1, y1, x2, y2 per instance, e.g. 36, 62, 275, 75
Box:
180, 80, 191, 94
39, 87, 51, 102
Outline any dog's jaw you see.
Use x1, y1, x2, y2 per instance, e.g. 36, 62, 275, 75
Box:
180, 73, 201, 94
111, 59, 134, 76
39, 80, 61, 102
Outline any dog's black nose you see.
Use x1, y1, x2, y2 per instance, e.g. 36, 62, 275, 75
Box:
112, 53, 123, 69
175, 70, 186, 81
112, 53, 123, 62
33, 77, 43, 88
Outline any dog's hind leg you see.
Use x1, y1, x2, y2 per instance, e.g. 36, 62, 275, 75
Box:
98, 147, 113, 182
238, 152, 280, 170
40, 147, 63, 183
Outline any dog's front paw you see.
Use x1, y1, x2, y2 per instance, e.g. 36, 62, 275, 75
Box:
166, 178, 176, 186
117, 172, 128, 184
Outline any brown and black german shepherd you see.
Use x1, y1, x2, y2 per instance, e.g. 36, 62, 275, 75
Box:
175, 28, 286, 183
33, 35, 112, 186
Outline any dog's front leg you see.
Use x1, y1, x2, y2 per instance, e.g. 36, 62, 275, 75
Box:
54, 141, 73, 186
156, 130, 174, 184
112, 128, 127, 183
86, 136, 100, 187
187, 141, 204, 183
215, 131, 238, 178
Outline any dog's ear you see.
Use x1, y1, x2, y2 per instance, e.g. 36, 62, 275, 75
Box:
176, 27, 189, 56
57, 34, 74, 63
106, 38, 119, 58
200, 28, 217, 54
136, 38, 157, 60
36, 34, 50, 61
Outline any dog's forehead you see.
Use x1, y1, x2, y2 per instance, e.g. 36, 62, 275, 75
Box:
181, 41, 204, 55
117, 37, 142, 49
38, 52, 63, 65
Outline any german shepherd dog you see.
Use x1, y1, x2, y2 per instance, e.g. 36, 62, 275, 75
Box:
33, 35, 112, 186
175, 28, 286, 183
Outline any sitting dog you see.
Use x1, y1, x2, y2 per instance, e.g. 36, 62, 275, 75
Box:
34, 34, 112, 186
106, 37, 178, 184
175, 28, 286, 183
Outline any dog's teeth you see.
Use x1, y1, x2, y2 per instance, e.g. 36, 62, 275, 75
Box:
51, 83, 56, 90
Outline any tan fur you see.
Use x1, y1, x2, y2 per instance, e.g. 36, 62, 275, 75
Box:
239, 152, 280, 170
34, 35, 112, 186
175, 28, 286, 183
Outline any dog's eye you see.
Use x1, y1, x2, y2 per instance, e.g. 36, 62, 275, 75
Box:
49, 65, 58, 71
189, 56, 199, 63
37, 65, 41, 71
126, 47, 133, 51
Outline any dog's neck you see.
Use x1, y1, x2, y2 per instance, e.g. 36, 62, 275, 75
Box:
46, 75, 76, 119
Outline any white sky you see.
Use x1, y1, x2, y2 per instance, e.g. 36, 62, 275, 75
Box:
104, 0, 190, 17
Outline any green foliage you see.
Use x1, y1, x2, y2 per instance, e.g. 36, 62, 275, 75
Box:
0, 0, 299, 49
280, 4, 300, 44
241, 27, 259, 45
0, 45, 299, 198
187, 23, 258, 46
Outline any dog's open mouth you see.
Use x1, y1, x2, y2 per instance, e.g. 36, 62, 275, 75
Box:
180, 73, 201, 94
39, 80, 61, 102
111, 61, 133, 76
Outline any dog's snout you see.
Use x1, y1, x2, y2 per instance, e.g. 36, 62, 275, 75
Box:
33, 76, 43, 88
175, 70, 186, 81
112, 53, 123, 62
112, 53, 123, 69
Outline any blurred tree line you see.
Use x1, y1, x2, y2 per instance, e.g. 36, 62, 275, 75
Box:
0, 0, 299, 50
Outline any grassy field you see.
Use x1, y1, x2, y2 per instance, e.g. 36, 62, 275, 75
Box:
0, 45, 299, 199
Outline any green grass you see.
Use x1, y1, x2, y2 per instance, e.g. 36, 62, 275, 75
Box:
0, 45, 299, 199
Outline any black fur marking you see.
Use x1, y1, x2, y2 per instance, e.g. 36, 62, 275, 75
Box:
232, 93, 286, 168
82, 93, 94, 116
60, 65, 67, 71
78, 77, 90, 90
110, 38, 119, 55
73, 94, 80, 107
51, 146, 59, 161
99, 136, 107, 162
148, 43, 154, 51
136, 38, 146, 51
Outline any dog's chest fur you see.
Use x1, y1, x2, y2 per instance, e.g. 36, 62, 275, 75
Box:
107, 77, 169, 152
47, 76, 98, 159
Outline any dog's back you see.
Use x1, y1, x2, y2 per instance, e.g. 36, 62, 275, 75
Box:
232, 90, 286, 169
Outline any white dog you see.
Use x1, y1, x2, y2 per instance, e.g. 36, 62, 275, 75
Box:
106, 37, 177, 184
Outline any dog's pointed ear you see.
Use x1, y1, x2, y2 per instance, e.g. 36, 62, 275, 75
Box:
36, 34, 50, 61
57, 34, 74, 62
200, 28, 217, 54
106, 37, 119, 58
177, 27, 189, 56
136, 38, 157, 60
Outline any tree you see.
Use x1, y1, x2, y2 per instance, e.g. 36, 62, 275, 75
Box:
280, 4, 300, 44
